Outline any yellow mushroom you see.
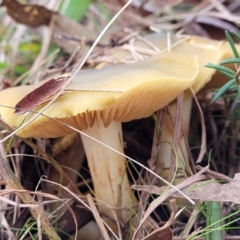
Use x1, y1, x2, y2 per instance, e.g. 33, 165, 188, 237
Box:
0, 52, 198, 233
136, 33, 240, 204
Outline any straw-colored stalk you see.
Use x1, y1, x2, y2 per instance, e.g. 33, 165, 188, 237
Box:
157, 98, 193, 199
81, 119, 136, 231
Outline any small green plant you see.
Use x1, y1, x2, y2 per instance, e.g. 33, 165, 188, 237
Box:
204, 30, 240, 240
206, 30, 240, 103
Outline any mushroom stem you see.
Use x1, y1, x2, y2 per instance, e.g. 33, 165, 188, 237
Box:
81, 119, 136, 223
157, 98, 192, 186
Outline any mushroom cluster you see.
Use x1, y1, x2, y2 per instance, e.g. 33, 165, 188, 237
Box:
1, 32, 238, 236
0, 51, 198, 230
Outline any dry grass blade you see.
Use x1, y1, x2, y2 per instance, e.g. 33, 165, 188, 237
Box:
0, 188, 78, 239
182, 206, 201, 238
209, 0, 230, 15
132, 166, 210, 239
12, 48, 60, 86
228, 0, 240, 11
0, 144, 60, 239
41, 178, 119, 240
87, 194, 112, 240
195, 165, 232, 182
0, 211, 14, 239
190, 88, 206, 164
156, 11, 240, 24
0, 116, 91, 237
29, 24, 53, 84
168, 93, 184, 181
0, 117, 81, 195
37, 195, 43, 240
172, 237, 240, 240
140, 199, 176, 240
0, 195, 37, 207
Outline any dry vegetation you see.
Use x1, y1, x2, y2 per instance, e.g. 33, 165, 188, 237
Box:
0, 0, 240, 239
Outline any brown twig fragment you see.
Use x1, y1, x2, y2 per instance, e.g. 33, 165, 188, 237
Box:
195, 165, 232, 182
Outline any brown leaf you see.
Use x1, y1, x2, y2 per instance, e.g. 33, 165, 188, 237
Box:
15, 77, 69, 115
133, 173, 240, 204
0, 0, 56, 27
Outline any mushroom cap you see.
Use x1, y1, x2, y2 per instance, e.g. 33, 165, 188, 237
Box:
0, 52, 198, 138
139, 33, 237, 97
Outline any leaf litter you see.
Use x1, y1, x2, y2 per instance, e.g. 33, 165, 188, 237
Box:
132, 165, 240, 204
2, 0, 240, 239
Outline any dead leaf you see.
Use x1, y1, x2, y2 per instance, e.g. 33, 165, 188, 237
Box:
15, 77, 69, 115
133, 174, 240, 204
0, 0, 56, 27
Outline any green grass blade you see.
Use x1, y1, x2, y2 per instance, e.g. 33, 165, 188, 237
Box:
230, 30, 240, 43
205, 63, 235, 79
206, 202, 222, 240
211, 79, 235, 103
188, 209, 240, 240
220, 58, 240, 64
225, 31, 240, 58
59, 0, 93, 21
